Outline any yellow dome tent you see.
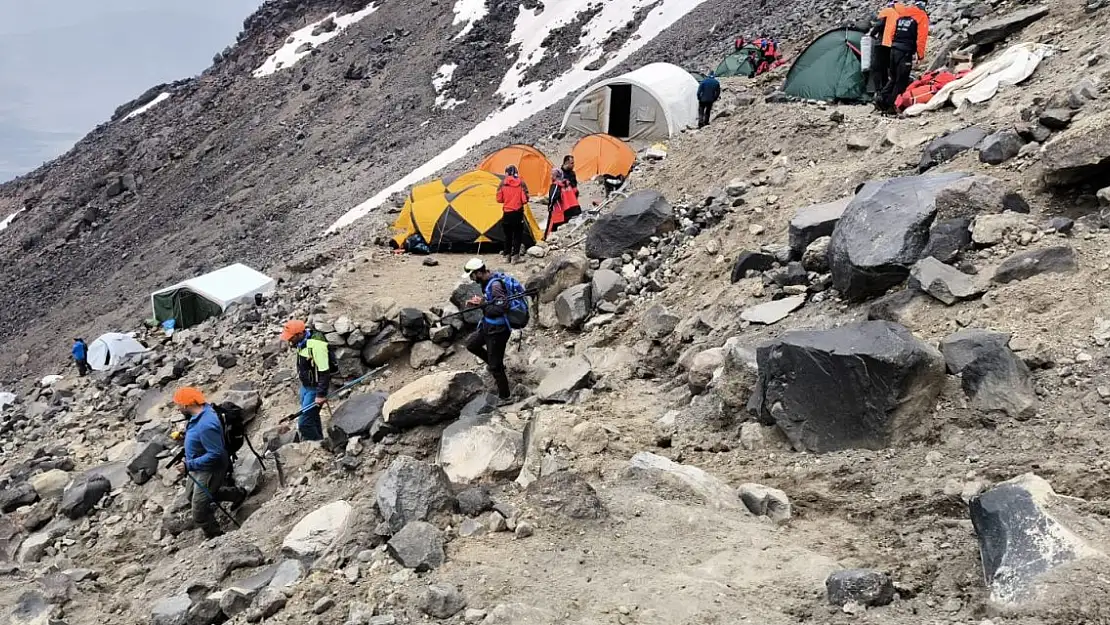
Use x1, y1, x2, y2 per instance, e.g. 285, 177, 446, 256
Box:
391, 173, 544, 251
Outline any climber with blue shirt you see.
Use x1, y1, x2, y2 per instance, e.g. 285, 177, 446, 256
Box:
173, 387, 244, 538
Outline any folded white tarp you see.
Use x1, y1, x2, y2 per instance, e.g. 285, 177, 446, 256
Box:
906, 42, 1053, 116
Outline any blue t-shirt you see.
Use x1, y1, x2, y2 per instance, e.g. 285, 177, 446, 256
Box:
184, 404, 228, 472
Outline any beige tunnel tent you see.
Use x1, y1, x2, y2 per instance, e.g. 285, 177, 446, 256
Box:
561, 63, 699, 140
152, 263, 276, 329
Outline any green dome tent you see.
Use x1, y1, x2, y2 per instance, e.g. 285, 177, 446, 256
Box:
782, 26, 872, 103
715, 44, 765, 78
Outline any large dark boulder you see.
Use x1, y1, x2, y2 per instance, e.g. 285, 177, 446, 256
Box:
126, 441, 164, 485
1042, 110, 1110, 186
934, 175, 1030, 218
921, 217, 972, 263
585, 191, 675, 259
59, 474, 112, 519
329, 391, 388, 438
826, 569, 895, 607
939, 329, 1011, 374
966, 5, 1050, 45
788, 197, 851, 258
526, 471, 606, 519
919, 127, 988, 172
449, 283, 484, 326
828, 172, 969, 301
940, 329, 1037, 418
730, 251, 776, 283
525, 254, 589, 304
992, 246, 1078, 284
381, 370, 484, 428
979, 128, 1026, 165
360, 325, 409, 367
376, 455, 456, 533
969, 473, 1101, 605
387, 521, 445, 571
754, 321, 946, 452
0, 481, 38, 513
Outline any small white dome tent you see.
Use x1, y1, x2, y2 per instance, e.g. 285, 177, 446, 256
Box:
88, 333, 149, 371
151, 263, 276, 329
561, 63, 699, 140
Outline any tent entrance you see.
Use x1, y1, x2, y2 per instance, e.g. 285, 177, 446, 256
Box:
152, 288, 224, 329
607, 84, 632, 138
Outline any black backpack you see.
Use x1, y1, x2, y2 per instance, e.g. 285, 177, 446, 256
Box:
306, 332, 341, 377
213, 402, 247, 460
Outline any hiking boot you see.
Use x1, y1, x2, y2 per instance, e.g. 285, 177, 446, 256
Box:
228, 487, 248, 511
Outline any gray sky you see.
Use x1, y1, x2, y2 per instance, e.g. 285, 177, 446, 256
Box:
0, 0, 264, 182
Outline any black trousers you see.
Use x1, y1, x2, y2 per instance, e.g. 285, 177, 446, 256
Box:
871, 45, 891, 98
698, 101, 714, 128
466, 328, 511, 399
502, 210, 525, 257
880, 48, 914, 111
75, 359, 89, 377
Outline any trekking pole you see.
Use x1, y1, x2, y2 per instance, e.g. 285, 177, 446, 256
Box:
184, 470, 241, 528
280, 364, 389, 422
439, 290, 538, 322
241, 435, 267, 470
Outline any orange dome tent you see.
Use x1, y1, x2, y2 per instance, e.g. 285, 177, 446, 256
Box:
572, 133, 636, 182
478, 145, 552, 197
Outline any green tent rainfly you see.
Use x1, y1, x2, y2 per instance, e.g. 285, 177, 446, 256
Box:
151, 263, 276, 329
782, 26, 872, 103
715, 44, 766, 78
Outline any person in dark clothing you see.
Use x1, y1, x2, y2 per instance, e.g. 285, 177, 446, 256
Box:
463, 258, 514, 402
560, 155, 578, 189
869, 2, 898, 101
72, 338, 89, 377
696, 72, 722, 128
497, 165, 530, 263
879, 1, 929, 112
173, 387, 245, 539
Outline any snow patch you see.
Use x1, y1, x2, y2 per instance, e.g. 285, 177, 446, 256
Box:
0, 208, 25, 232
124, 92, 170, 120
432, 63, 458, 92
433, 64, 465, 110
253, 3, 379, 78
452, 0, 488, 40
328, 0, 711, 233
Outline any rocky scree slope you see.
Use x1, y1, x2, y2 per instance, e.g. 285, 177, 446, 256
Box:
0, 0, 885, 383
3, 1, 1110, 624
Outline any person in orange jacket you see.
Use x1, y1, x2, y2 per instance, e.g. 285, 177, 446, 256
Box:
496, 165, 529, 263
879, 0, 930, 112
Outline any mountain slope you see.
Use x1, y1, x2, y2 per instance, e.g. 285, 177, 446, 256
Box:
0, 0, 870, 381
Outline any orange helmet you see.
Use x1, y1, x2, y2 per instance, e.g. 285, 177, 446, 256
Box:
172, 387, 206, 407
280, 319, 307, 342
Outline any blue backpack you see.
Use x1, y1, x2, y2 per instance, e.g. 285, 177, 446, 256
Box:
488, 272, 530, 329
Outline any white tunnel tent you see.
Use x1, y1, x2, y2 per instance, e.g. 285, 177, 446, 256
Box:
88, 333, 149, 371
561, 63, 699, 140
151, 263, 276, 329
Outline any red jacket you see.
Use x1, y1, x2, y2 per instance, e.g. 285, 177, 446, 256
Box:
497, 176, 529, 212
